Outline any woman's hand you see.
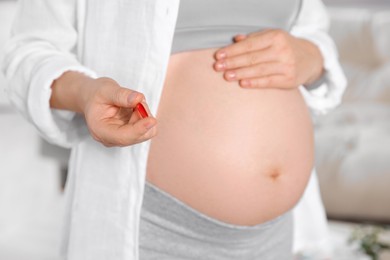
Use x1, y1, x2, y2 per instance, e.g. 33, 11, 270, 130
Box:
51, 72, 157, 147
213, 29, 324, 89
81, 77, 157, 147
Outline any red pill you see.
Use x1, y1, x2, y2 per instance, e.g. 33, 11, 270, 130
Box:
135, 103, 148, 118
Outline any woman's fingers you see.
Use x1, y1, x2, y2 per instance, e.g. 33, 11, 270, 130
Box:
222, 62, 289, 83
233, 34, 248, 42
239, 75, 290, 89
103, 81, 144, 108
214, 47, 275, 72
215, 30, 274, 60
213, 29, 323, 89
96, 116, 157, 147
83, 77, 158, 147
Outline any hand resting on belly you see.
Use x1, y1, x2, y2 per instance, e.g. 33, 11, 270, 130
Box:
146, 46, 315, 226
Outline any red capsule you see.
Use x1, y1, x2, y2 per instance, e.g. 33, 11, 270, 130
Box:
135, 103, 148, 118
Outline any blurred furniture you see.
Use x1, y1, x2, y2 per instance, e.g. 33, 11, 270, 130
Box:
315, 5, 390, 223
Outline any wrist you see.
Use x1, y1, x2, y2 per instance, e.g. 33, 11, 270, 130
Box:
76, 74, 98, 114
50, 71, 96, 113
299, 39, 324, 86
304, 70, 327, 91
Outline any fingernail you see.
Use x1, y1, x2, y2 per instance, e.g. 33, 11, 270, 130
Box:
215, 61, 226, 71
128, 91, 139, 104
226, 71, 236, 80
240, 79, 251, 87
217, 51, 226, 60
145, 122, 155, 130
235, 34, 247, 41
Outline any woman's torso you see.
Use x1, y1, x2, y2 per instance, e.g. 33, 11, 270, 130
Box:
146, 0, 314, 226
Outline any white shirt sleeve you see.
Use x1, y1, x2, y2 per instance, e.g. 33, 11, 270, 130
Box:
291, 0, 347, 116
1, 0, 96, 148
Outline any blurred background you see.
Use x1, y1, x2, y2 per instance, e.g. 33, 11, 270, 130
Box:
1, 0, 390, 259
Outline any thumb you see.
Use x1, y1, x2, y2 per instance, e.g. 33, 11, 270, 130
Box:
109, 87, 144, 108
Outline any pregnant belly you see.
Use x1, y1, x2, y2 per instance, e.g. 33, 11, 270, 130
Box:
146, 48, 314, 226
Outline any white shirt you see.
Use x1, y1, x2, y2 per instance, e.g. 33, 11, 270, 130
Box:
2, 0, 346, 259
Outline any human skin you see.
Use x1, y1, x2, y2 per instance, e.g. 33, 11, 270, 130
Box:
214, 29, 323, 89
146, 29, 321, 225
50, 29, 323, 225
50, 74, 158, 147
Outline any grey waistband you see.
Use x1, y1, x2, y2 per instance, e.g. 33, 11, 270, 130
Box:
141, 181, 291, 244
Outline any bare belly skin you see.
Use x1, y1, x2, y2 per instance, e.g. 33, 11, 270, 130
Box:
146, 48, 314, 226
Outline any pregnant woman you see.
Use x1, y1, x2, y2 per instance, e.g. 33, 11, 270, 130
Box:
3, 0, 346, 259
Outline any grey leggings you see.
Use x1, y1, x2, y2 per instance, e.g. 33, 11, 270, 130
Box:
139, 182, 293, 260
